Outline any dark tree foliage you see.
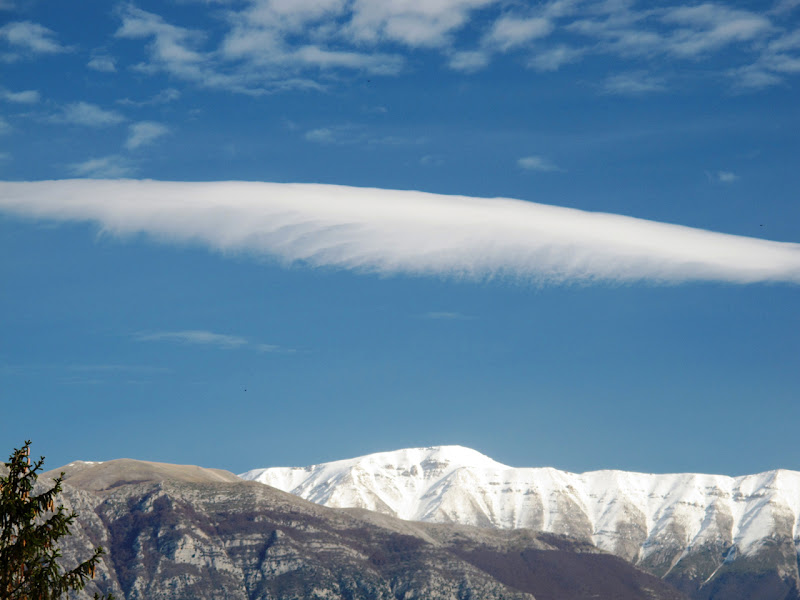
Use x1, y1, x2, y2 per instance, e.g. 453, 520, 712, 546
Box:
0, 441, 112, 600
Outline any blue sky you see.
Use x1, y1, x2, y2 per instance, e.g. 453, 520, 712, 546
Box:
1, 0, 799, 476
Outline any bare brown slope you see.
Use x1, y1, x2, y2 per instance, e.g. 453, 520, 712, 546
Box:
43, 458, 240, 490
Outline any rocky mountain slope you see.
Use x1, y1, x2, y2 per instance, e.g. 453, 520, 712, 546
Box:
42, 458, 684, 600
241, 445, 800, 600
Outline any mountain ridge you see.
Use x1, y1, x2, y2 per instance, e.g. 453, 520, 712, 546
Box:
240, 444, 800, 599
39, 456, 686, 600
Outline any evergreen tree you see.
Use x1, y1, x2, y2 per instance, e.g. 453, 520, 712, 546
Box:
0, 441, 112, 600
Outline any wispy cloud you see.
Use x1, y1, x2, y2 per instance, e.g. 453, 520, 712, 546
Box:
0, 21, 68, 55
304, 124, 424, 146
343, 0, 496, 48
484, 15, 553, 51
448, 50, 490, 72
527, 45, 584, 71
660, 5, 772, 57
518, 155, 563, 172
1, 88, 40, 103
136, 330, 249, 348
420, 154, 445, 167
728, 64, 783, 90
771, 0, 800, 13
126, 121, 170, 149
68, 156, 134, 178
56, 102, 125, 127
602, 71, 666, 95
88, 55, 116, 72
117, 88, 181, 107
1, 362, 170, 379
1, 180, 798, 285
304, 126, 344, 144
116, 4, 400, 94
101, 2, 800, 93
707, 170, 740, 184
134, 329, 291, 353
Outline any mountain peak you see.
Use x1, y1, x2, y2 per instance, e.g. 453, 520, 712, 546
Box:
344, 444, 509, 470
240, 445, 800, 588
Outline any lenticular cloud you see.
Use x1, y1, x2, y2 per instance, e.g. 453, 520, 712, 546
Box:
1, 179, 799, 284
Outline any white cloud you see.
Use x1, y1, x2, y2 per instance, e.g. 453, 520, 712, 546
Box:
292, 45, 403, 74
729, 64, 783, 89
136, 330, 248, 348
527, 45, 584, 71
135, 329, 290, 352
1, 89, 39, 103
106, 2, 799, 95
345, 0, 498, 48
726, 29, 800, 89
420, 154, 445, 167
771, 0, 800, 13
116, 5, 224, 87
58, 102, 125, 127
485, 16, 553, 51
233, 0, 348, 32
448, 50, 490, 72
88, 55, 116, 72
0, 21, 67, 55
68, 156, 134, 178
118, 4, 401, 93
0, 116, 10, 134
602, 71, 666, 95
566, 3, 776, 70
305, 126, 343, 143
661, 5, 773, 57
1, 180, 798, 285
708, 170, 740, 183
518, 155, 563, 172
126, 121, 170, 149
303, 124, 421, 146
118, 88, 181, 107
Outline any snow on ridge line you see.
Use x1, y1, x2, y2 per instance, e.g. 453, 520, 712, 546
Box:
238, 444, 797, 483
238, 445, 507, 480
238, 446, 800, 558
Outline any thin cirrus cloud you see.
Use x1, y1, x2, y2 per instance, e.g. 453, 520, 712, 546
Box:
0, 179, 798, 285
68, 156, 134, 178
126, 121, 169, 150
134, 330, 287, 353
602, 71, 666, 95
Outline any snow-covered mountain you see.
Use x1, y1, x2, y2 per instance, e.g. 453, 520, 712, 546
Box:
240, 445, 800, 597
